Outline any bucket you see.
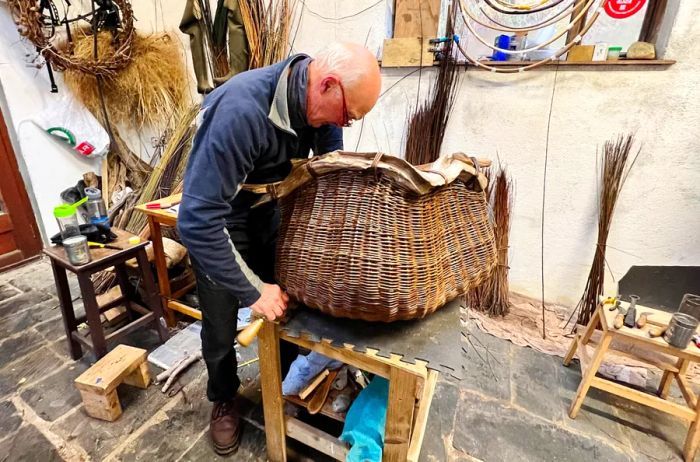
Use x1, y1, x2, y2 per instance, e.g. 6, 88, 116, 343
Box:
678, 293, 700, 321
664, 312, 699, 349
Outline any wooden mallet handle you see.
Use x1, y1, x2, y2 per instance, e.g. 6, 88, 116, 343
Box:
236, 318, 265, 347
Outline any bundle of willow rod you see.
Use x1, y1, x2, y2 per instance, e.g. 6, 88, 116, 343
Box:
466, 167, 513, 316
572, 134, 639, 326
124, 104, 200, 234
239, 0, 296, 69
404, 2, 461, 165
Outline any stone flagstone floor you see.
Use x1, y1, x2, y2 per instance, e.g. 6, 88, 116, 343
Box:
0, 258, 697, 461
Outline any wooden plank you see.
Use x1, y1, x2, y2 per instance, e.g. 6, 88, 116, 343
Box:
168, 299, 202, 320
569, 334, 612, 419
285, 416, 348, 461
382, 38, 433, 68
394, 0, 440, 38
75, 344, 147, 394
258, 321, 287, 462
591, 376, 696, 421
384, 368, 418, 462
104, 312, 154, 344
79, 389, 122, 421
407, 369, 438, 462
677, 374, 697, 409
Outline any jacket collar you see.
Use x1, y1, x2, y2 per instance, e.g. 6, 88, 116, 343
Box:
268, 54, 310, 136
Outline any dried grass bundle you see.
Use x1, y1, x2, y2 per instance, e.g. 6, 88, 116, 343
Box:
63, 31, 187, 129
466, 166, 513, 316
571, 134, 640, 326
124, 104, 200, 234
240, 0, 296, 69
404, 2, 461, 165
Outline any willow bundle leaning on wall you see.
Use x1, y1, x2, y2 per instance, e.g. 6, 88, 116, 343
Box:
465, 166, 513, 316
570, 134, 639, 327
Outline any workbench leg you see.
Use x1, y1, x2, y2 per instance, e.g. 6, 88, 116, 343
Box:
77, 272, 108, 358
258, 321, 286, 462
135, 248, 169, 343
658, 358, 685, 399
384, 368, 418, 462
564, 309, 599, 366
684, 391, 700, 462
51, 260, 82, 360
148, 216, 175, 327
569, 333, 612, 419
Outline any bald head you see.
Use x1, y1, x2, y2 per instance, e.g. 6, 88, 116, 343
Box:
306, 42, 382, 129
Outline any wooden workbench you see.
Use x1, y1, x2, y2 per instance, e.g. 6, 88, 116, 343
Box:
135, 193, 201, 326
565, 298, 700, 461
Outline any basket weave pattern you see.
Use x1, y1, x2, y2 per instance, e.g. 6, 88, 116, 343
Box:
276, 170, 497, 322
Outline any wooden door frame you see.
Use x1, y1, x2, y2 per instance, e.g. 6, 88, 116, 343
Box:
0, 107, 42, 270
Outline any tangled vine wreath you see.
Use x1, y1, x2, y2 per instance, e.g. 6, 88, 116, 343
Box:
8, 0, 135, 76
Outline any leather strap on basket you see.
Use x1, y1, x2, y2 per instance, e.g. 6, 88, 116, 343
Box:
371, 152, 383, 182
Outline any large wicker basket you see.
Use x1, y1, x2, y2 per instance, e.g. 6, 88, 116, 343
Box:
248, 151, 496, 322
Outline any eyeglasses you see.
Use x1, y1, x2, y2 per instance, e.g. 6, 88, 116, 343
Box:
338, 82, 355, 128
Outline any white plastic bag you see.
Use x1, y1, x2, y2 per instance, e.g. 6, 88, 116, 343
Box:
32, 93, 109, 158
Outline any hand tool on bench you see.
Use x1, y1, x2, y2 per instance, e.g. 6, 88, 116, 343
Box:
308, 370, 338, 415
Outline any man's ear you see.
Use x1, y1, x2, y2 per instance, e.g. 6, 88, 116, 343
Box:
320, 76, 340, 94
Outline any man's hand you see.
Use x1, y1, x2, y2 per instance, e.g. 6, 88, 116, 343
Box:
250, 283, 289, 321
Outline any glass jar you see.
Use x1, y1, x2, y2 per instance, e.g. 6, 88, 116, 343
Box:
53, 204, 81, 240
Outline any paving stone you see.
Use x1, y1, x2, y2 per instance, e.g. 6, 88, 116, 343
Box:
34, 316, 68, 343
511, 346, 565, 422
453, 390, 633, 462
50, 365, 203, 460
558, 362, 630, 445
419, 379, 459, 462
0, 346, 66, 398
0, 290, 52, 321
613, 394, 692, 461
0, 423, 62, 461
20, 362, 90, 422
7, 260, 60, 294
179, 422, 267, 462
461, 325, 511, 401
0, 329, 46, 370
117, 372, 211, 461
0, 298, 61, 340
0, 400, 23, 438
0, 283, 20, 302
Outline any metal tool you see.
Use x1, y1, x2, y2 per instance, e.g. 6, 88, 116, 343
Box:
623, 295, 640, 328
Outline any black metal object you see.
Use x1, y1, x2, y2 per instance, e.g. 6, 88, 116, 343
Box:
623, 295, 639, 328
619, 266, 700, 313
280, 298, 463, 379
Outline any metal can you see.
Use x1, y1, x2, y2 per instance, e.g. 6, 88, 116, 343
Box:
63, 235, 91, 266
664, 312, 699, 349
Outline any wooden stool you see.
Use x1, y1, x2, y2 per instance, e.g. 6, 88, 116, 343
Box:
564, 297, 700, 462
258, 321, 438, 462
44, 228, 169, 360
74, 344, 151, 421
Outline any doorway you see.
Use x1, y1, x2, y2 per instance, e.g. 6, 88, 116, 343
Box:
0, 108, 42, 271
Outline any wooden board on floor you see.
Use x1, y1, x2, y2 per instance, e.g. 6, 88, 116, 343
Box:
394, 0, 440, 38
382, 37, 434, 68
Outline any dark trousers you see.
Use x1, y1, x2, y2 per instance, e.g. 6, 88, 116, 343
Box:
195, 203, 298, 402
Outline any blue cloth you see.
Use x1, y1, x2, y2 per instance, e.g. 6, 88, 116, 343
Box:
340, 377, 389, 462
178, 54, 343, 306
281, 351, 343, 396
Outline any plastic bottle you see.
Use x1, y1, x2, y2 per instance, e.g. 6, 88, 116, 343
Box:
84, 187, 110, 228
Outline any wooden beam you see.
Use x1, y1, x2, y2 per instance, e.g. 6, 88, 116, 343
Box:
259, 321, 287, 462
285, 416, 348, 461
384, 368, 418, 462
591, 377, 696, 421
407, 369, 438, 462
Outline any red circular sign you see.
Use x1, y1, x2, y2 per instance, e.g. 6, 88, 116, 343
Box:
604, 0, 647, 19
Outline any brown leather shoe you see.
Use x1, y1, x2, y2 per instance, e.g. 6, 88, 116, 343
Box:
210, 400, 241, 455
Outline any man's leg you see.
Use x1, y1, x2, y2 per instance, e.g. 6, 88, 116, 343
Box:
194, 264, 242, 455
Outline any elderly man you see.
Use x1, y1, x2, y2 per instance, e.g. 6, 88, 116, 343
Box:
177, 43, 381, 455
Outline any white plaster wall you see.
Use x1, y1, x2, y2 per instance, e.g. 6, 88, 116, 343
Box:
1, 0, 698, 306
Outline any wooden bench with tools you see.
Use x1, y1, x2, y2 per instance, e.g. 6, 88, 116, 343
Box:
74, 344, 151, 421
